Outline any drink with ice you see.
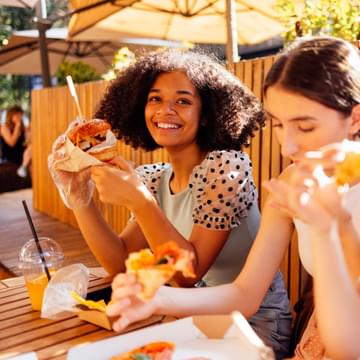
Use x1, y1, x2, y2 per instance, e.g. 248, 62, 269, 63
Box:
19, 237, 64, 311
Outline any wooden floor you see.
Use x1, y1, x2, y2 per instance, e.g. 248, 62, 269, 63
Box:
0, 188, 99, 279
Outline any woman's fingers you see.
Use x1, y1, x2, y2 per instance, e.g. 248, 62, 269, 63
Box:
106, 272, 156, 332
111, 273, 138, 289
109, 300, 156, 332
106, 297, 132, 317
112, 283, 142, 300
52, 134, 67, 152
111, 273, 142, 301
111, 313, 132, 332
110, 156, 134, 172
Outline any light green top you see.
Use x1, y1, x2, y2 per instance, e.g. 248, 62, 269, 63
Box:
135, 150, 260, 286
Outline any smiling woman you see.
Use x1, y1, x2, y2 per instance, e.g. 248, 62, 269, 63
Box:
48, 49, 292, 357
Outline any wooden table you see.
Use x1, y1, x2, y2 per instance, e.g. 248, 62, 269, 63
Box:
0, 268, 163, 360
0, 189, 100, 279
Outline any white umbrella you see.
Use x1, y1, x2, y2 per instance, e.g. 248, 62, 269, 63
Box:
0, 28, 120, 75
0, 27, 185, 75
0, 0, 38, 8
68, 0, 284, 46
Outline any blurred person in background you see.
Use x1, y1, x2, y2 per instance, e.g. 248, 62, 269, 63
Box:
16, 120, 32, 178
0, 105, 31, 179
0, 105, 32, 193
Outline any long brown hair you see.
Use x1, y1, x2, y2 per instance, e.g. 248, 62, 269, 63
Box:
264, 36, 360, 117
5, 105, 24, 132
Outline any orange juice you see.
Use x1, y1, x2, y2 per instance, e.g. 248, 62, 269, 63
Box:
25, 270, 56, 310
25, 273, 50, 310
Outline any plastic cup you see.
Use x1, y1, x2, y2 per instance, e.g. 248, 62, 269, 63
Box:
18, 237, 64, 311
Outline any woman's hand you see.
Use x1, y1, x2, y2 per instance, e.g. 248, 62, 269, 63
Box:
263, 163, 349, 232
91, 156, 154, 210
106, 273, 159, 332
48, 131, 95, 209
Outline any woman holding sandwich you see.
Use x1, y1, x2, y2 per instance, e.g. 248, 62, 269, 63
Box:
105, 37, 360, 359
48, 50, 292, 357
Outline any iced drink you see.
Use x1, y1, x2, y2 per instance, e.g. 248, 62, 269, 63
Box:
19, 237, 63, 311
25, 270, 56, 310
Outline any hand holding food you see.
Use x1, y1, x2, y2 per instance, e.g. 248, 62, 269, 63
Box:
302, 140, 360, 186
263, 140, 360, 229
125, 241, 195, 301
90, 156, 152, 209
107, 242, 195, 332
48, 136, 94, 209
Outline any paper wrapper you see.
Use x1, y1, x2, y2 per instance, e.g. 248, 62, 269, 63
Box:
54, 130, 117, 172
41, 263, 90, 319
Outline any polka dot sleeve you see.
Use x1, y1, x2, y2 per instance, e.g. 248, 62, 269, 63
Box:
189, 150, 257, 230
135, 162, 170, 199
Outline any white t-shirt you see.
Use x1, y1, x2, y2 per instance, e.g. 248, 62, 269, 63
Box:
294, 181, 360, 275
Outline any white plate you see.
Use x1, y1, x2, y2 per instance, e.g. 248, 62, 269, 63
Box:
67, 318, 259, 360
173, 339, 254, 359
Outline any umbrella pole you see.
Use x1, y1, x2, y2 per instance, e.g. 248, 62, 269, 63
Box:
36, 0, 51, 87
226, 0, 239, 72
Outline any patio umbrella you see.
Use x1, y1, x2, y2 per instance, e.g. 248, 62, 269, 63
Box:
0, 0, 38, 8
0, 28, 120, 75
0, 27, 181, 76
67, 0, 284, 54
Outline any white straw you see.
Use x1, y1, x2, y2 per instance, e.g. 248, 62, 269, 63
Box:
66, 75, 84, 122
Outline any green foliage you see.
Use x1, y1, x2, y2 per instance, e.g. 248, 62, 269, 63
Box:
275, 0, 360, 43
0, 6, 33, 113
102, 47, 136, 81
0, 75, 30, 112
0, 6, 34, 45
55, 60, 101, 86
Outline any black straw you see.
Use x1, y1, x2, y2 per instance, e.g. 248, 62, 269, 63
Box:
22, 200, 51, 281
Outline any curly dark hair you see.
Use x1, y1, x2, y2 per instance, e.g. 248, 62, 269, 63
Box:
95, 49, 265, 151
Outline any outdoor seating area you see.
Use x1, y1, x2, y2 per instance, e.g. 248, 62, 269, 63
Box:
1, 1, 360, 359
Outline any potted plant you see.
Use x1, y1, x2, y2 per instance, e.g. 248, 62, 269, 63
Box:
55, 60, 101, 86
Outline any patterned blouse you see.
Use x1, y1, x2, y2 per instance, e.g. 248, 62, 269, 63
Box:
136, 149, 257, 230
132, 149, 260, 286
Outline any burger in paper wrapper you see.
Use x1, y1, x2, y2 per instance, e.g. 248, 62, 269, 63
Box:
54, 119, 118, 172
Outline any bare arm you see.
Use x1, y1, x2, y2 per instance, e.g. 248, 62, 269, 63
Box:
311, 225, 360, 360
1, 123, 22, 147
91, 157, 242, 286
74, 200, 147, 276
107, 183, 294, 331
157, 199, 293, 317
336, 212, 360, 285
264, 162, 360, 359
